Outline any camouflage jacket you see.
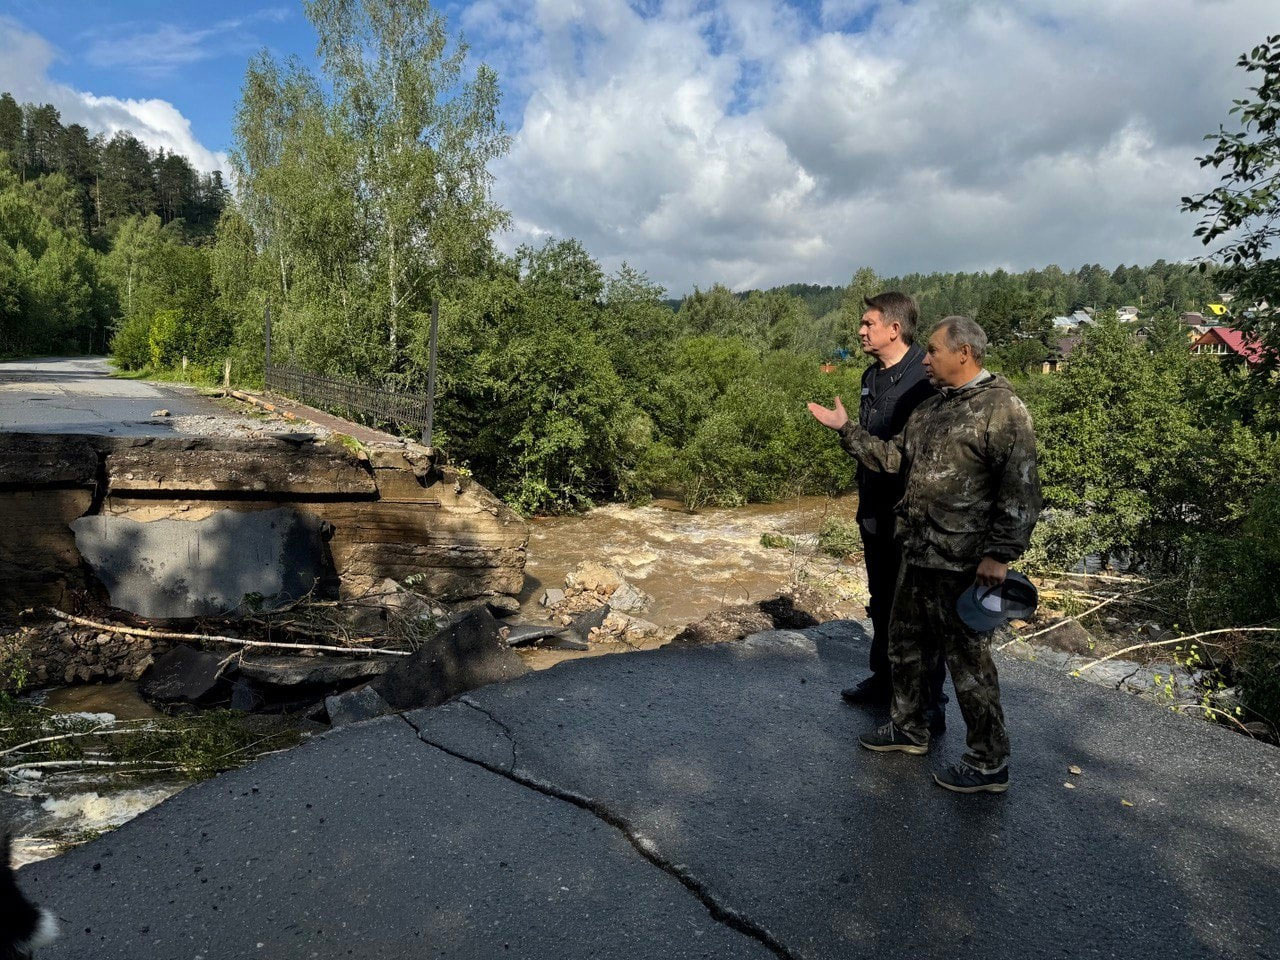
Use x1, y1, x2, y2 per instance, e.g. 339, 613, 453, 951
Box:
838, 372, 1041, 572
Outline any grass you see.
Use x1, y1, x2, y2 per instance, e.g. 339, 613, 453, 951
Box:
328, 432, 366, 458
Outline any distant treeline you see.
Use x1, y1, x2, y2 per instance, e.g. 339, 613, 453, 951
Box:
0, 92, 228, 236
0, 91, 227, 357
669, 259, 1225, 362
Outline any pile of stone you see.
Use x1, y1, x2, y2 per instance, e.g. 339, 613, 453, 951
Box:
669, 585, 837, 646
534, 562, 662, 647
5, 620, 161, 686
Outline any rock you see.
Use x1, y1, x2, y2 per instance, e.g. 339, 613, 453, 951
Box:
565, 562, 623, 597
325, 686, 392, 727
234, 655, 392, 689
371, 607, 530, 711
150, 409, 170, 418
138, 645, 229, 706
501, 623, 567, 648
608, 581, 652, 614
670, 591, 823, 646
485, 596, 521, 618
1035, 618, 1095, 656
230, 679, 267, 712
621, 616, 661, 637
1243, 721, 1277, 743
540, 588, 566, 607
570, 604, 611, 638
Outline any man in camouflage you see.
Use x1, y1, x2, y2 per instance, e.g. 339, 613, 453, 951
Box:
808, 315, 1040, 793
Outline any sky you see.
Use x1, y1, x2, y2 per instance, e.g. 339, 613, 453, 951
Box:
0, 0, 1275, 296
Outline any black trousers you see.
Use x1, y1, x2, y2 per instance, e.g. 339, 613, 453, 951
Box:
861, 525, 946, 708
860, 525, 899, 679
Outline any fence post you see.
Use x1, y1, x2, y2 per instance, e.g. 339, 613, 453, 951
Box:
423, 299, 439, 450
264, 302, 272, 385
223, 358, 231, 392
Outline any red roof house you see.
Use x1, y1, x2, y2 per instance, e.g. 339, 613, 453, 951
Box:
1190, 327, 1268, 367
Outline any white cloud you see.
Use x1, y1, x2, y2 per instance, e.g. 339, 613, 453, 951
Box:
82, 9, 290, 80
0, 16, 228, 175
476, 0, 1276, 294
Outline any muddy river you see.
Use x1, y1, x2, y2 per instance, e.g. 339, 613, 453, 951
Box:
519, 495, 867, 627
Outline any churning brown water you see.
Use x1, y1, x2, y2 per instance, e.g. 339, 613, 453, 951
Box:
517, 494, 869, 629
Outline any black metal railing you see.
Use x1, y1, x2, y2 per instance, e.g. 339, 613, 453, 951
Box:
264, 302, 439, 447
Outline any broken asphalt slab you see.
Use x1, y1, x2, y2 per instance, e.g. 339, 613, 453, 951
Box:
21, 622, 1280, 960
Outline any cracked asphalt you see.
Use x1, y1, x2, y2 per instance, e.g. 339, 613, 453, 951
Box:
20, 623, 1280, 960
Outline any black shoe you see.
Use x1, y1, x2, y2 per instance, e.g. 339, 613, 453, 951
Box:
933, 761, 1009, 794
841, 675, 891, 708
858, 722, 929, 755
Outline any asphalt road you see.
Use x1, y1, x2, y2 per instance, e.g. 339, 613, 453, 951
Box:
20, 623, 1280, 960
0, 357, 225, 436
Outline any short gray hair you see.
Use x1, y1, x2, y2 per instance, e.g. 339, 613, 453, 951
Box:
937, 315, 988, 361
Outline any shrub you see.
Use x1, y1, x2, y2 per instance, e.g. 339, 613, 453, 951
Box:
148, 308, 185, 368
818, 517, 862, 558
111, 313, 153, 370
1186, 485, 1280, 730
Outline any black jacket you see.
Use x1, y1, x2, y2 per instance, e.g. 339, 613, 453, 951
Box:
855, 343, 936, 530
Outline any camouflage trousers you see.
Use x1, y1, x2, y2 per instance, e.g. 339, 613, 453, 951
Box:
888, 564, 1010, 771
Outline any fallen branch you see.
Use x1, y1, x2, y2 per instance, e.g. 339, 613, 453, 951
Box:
3, 759, 172, 772
1170, 703, 1256, 737
1072, 627, 1280, 674
998, 581, 1161, 651
0, 725, 160, 758
1041, 570, 1148, 584
47, 609, 411, 658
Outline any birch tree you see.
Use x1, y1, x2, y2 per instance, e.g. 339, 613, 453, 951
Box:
229, 0, 509, 376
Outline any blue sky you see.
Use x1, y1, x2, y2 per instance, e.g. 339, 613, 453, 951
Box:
1, 1, 1276, 294
2, 1, 315, 156
0, 1, 841, 159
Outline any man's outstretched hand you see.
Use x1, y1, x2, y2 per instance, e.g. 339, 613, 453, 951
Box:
808, 397, 850, 430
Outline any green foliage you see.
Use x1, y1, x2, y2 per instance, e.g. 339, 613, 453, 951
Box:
1185, 486, 1280, 727
1182, 33, 1280, 373
760, 532, 796, 550
148, 308, 184, 368
0, 163, 110, 355
817, 517, 862, 558
110, 312, 152, 370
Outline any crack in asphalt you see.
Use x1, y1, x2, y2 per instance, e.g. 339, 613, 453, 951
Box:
398, 711, 801, 960
458, 696, 518, 771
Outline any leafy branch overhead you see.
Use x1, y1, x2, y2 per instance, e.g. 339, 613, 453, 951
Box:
1182, 33, 1280, 370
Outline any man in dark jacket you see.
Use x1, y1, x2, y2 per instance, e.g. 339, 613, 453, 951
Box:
809, 316, 1041, 793
840, 292, 942, 724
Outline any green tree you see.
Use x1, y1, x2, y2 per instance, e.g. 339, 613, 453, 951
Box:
99, 132, 157, 221
1182, 33, 1280, 374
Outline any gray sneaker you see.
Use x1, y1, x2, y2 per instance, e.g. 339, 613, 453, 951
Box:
933, 761, 1009, 794
858, 722, 929, 755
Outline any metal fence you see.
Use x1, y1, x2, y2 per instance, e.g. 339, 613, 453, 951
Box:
264, 302, 439, 447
